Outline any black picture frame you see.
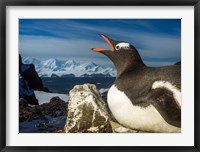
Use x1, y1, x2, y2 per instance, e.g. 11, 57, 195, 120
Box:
0, 0, 199, 151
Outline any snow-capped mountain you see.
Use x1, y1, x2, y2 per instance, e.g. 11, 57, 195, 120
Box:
22, 57, 116, 77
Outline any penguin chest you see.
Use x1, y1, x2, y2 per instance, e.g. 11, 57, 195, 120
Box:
107, 85, 181, 133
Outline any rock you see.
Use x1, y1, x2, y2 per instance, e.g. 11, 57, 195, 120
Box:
19, 98, 29, 108
19, 54, 50, 92
19, 96, 67, 133
175, 61, 181, 65
19, 76, 39, 105
19, 54, 51, 105
19, 96, 67, 122
64, 84, 112, 133
50, 96, 66, 106
19, 54, 22, 74
21, 63, 44, 90
101, 91, 108, 103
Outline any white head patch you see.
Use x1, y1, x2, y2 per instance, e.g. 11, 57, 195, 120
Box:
115, 43, 130, 50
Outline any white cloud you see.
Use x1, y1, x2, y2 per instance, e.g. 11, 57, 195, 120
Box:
19, 35, 113, 67
19, 20, 180, 68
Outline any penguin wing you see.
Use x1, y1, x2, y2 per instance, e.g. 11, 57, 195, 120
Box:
148, 87, 181, 128
118, 85, 180, 128
123, 84, 181, 128
115, 66, 181, 127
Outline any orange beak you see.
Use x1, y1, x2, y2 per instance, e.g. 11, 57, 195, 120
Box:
91, 34, 115, 52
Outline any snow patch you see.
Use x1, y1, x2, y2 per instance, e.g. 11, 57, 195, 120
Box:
99, 88, 109, 94
34, 91, 68, 105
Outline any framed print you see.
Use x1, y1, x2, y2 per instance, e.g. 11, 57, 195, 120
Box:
0, 0, 200, 151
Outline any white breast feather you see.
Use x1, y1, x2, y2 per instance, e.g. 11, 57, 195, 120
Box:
107, 85, 181, 133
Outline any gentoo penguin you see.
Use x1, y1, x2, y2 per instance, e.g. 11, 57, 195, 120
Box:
92, 34, 181, 133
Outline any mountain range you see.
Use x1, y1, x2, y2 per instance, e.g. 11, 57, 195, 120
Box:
22, 57, 116, 77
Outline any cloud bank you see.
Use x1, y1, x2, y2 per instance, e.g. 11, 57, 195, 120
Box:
19, 19, 181, 67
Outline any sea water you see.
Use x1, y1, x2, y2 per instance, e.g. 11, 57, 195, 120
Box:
41, 77, 115, 94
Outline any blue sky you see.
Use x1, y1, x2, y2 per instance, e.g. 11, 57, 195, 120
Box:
19, 19, 181, 68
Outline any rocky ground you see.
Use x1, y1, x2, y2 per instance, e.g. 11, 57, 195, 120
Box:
19, 84, 144, 133
19, 97, 67, 133
19, 54, 143, 133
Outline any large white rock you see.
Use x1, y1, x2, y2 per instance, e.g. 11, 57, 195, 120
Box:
64, 84, 112, 133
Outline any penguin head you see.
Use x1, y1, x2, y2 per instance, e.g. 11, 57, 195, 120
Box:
91, 34, 134, 53
92, 34, 145, 77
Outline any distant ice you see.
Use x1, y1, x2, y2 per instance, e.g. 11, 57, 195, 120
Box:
34, 91, 68, 105
22, 57, 116, 77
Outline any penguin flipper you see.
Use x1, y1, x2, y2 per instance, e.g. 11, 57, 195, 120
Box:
149, 88, 181, 128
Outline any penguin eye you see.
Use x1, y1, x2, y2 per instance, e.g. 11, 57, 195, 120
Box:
115, 45, 120, 50
115, 43, 130, 50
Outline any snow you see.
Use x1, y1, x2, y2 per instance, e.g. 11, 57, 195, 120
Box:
22, 57, 40, 65
20, 90, 68, 133
99, 88, 109, 94
22, 57, 116, 77
34, 91, 68, 104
